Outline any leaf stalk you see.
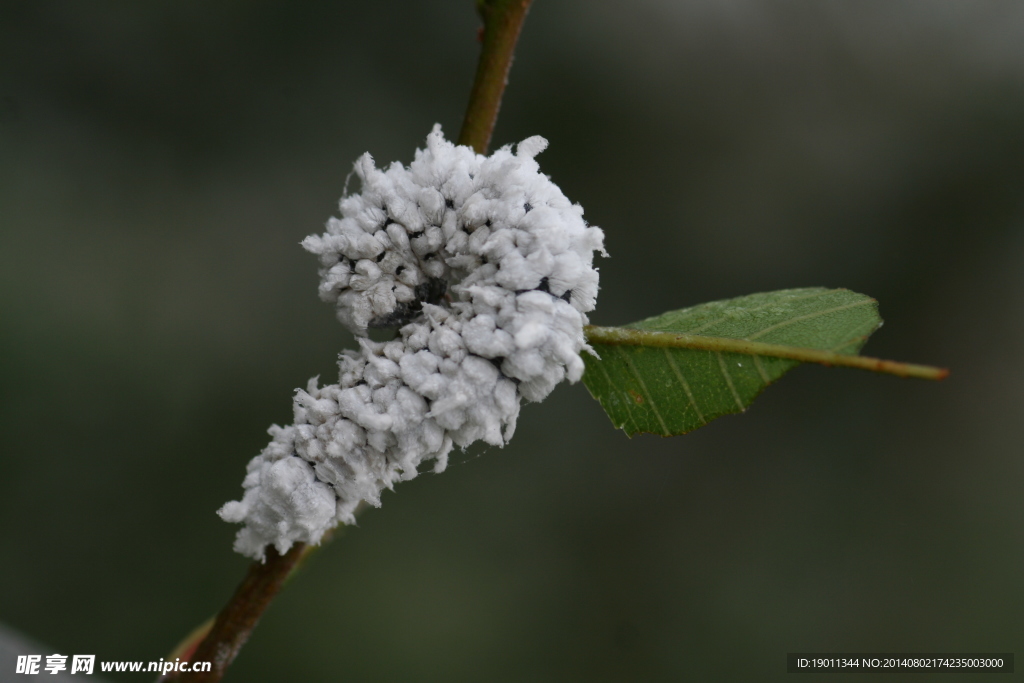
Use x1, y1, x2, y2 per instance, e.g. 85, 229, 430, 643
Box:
584, 325, 949, 381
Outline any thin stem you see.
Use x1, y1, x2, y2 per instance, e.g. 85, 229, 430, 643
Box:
162, 5, 537, 682
162, 544, 308, 683
584, 325, 950, 381
458, 0, 535, 153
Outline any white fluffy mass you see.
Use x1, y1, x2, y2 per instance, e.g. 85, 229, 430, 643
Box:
219, 126, 605, 560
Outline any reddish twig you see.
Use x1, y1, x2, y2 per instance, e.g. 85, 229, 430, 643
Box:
162, 544, 307, 682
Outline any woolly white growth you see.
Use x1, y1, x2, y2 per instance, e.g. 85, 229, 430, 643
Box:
219, 126, 605, 560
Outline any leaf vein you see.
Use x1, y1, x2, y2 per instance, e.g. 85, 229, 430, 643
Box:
617, 347, 670, 434
752, 355, 770, 383
717, 352, 745, 411
594, 352, 641, 432
662, 348, 706, 425
684, 289, 832, 334
829, 334, 869, 352
746, 299, 875, 340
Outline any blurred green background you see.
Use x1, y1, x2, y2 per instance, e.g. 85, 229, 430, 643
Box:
2, 2, 1022, 681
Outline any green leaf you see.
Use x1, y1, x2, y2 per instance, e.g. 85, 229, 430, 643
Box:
581, 287, 882, 437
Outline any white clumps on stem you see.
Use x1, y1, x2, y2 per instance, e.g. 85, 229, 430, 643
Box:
219, 126, 606, 560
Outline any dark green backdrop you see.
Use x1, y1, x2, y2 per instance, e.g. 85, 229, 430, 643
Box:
2, 2, 1022, 681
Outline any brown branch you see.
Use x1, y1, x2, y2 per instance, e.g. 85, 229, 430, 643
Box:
162, 544, 308, 683
458, 0, 535, 154
161, 4, 538, 682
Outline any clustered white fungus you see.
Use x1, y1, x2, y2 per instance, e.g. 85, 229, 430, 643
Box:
219, 126, 605, 560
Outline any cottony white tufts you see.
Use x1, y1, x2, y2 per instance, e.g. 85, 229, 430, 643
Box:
219, 126, 606, 560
